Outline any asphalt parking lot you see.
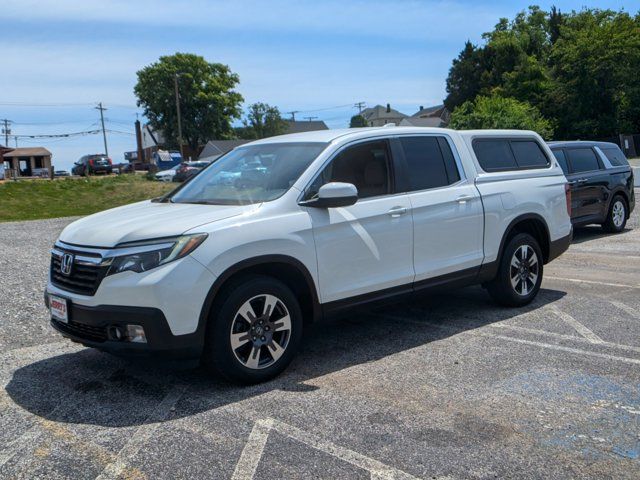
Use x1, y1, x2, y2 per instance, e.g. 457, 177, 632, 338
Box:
1, 199, 639, 479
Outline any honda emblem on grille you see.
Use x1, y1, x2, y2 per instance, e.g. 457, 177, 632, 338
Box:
60, 253, 74, 276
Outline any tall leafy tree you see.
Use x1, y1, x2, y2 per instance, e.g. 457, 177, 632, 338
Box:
349, 114, 368, 127
241, 103, 288, 139
134, 53, 243, 150
449, 95, 554, 139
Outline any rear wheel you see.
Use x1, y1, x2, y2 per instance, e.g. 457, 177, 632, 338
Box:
487, 233, 543, 307
602, 196, 627, 233
202, 275, 303, 384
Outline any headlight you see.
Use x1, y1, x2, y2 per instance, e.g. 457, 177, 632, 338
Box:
107, 233, 208, 276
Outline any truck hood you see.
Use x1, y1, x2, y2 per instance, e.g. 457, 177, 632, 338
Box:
58, 200, 255, 248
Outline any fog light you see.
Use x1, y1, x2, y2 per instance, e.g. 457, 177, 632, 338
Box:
124, 325, 147, 343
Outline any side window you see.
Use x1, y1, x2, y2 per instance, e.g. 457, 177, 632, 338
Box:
399, 136, 459, 191
306, 140, 391, 200
601, 146, 628, 167
473, 140, 517, 171
510, 140, 549, 168
551, 149, 569, 174
566, 148, 600, 173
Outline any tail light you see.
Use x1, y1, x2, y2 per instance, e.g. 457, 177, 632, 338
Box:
107, 158, 112, 165
89, 159, 94, 166
564, 183, 572, 217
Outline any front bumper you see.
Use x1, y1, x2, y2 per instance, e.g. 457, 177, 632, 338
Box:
45, 292, 204, 358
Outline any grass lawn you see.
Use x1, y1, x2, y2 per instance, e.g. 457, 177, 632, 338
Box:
0, 175, 175, 222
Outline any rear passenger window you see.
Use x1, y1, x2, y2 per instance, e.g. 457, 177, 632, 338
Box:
566, 148, 600, 173
601, 146, 629, 167
473, 140, 517, 171
399, 136, 460, 191
551, 149, 569, 174
510, 141, 549, 168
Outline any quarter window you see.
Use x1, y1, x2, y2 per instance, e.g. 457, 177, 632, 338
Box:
601, 146, 628, 167
399, 136, 460, 191
566, 148, 600, 173
306, 140, 391, 200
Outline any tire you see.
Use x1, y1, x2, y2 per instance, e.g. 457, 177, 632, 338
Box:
601, 195, 627, 233
487, 233, 543, 307
202, 274, 303, 384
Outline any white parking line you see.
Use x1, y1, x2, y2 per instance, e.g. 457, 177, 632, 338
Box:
95, 384, 187, 480
609, 300, 640, 319
231, 418, 274, 480
545, 276, 640, 289
546, 305, 604, 344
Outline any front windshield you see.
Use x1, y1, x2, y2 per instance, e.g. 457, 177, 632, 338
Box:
171, 142, 327, 205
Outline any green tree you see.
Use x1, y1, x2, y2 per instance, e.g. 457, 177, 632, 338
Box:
349, 114, 368, 127
241, 103, 288, 139
134, 53, 243, 150
449, 95, 554, 139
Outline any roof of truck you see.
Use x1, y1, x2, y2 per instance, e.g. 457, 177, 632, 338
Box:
246, 126, 541, 146
547, 140, 620, 149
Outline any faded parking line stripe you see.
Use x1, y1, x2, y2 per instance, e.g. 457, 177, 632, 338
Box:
547, 305, 603, 344
95, 384, 187, 480
545, 276, 640, 289
231, 418, 274, 480
609, 300, 640, 319
374, 313, 640, 366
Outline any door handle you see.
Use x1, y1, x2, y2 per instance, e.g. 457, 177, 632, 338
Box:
456, 194, 473, 204
387, 206, 408, 217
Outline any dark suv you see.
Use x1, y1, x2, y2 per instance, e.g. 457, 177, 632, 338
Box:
72, 154, 113, 176
549, 141, 635, 232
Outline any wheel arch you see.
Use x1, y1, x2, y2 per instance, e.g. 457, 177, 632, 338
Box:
197, 255, 321, 341
607, 188, 630, 215
498, 213, 551, 265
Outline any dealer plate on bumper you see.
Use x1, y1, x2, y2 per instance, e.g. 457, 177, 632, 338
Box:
49, 295, 69, 323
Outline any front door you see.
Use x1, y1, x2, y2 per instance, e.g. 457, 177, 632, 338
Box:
302, 139, 414, 304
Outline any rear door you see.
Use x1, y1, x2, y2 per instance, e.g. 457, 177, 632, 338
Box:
303, 138, 414, 303
394, 135, 484, 282
565, 147, 608, 220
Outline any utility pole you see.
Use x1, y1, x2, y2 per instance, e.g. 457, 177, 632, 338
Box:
95, 103, 109, 157
287, 111, 300, 121
354, 102, 366, 114
303, 116, 318, 122
1, 119, 11, 145
174, 74, 184, 159
135, 119, 144, 165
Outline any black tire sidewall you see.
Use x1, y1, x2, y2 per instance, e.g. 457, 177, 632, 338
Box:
204, 275, 303, 384
489, 233, 543, 307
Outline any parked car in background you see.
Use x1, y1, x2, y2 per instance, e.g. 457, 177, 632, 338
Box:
54, 170, 71, 177
46, 127, 571, 384
122, 163, 153, 173
155, 164, 181, 182
71, 154, 113, 176
549, 141, 635, 232
173, 160, 211, 182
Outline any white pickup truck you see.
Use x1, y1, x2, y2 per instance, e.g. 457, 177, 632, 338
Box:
45, 127, 572, 383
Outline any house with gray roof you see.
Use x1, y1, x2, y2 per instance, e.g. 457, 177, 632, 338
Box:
361, 104, 407, 127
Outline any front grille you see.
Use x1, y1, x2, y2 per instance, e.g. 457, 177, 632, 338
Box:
52, 319, 107, 342
50, 249, 109, 296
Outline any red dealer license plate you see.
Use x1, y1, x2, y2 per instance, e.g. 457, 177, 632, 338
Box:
49, 295, 69, 323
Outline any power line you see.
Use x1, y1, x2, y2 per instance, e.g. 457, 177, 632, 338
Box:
6, 129, 102, 139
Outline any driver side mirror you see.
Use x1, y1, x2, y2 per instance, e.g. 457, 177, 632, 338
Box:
299, 182, 358, 208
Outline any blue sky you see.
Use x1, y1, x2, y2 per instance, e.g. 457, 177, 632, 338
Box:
1, 0, 635, 170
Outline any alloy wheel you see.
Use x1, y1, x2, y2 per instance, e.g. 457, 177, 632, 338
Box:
509, 244, 539, 296
229, 294, 292, 369
612, 200, 625, 228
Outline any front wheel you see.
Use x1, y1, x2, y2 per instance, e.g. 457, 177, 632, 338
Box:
487, 233, 543, 307
602, 196, 627, 233
202, 275, 303, 384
